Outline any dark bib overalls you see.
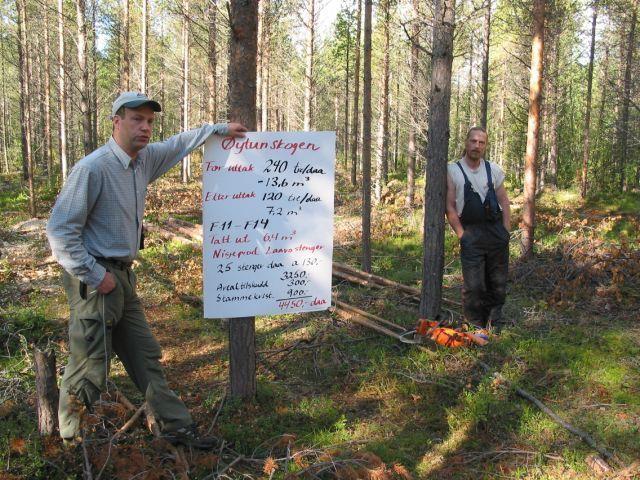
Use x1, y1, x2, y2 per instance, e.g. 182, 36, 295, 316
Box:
457, 160, 510, 328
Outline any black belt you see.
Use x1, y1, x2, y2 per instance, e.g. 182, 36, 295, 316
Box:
94, 257, 133, 270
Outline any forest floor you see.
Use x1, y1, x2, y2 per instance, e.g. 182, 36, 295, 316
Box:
1, 169, 639, 480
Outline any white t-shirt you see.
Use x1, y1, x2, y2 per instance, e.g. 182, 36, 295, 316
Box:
447, 158, 505, 216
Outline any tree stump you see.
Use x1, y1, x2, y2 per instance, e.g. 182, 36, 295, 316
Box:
33, 347, 59, 436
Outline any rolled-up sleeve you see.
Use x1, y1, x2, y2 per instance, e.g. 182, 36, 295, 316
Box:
46, 164, 107, 288
144, 123, 229, 182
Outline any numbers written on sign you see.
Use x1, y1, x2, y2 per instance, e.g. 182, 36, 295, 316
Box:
263, 159, 289, 173
209, 219, 270, 231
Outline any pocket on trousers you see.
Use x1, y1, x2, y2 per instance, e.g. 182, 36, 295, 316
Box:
69, 312, 106, 360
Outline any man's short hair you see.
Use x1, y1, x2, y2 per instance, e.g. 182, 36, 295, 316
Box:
466, 126, 487, 140
114, 106, 127, 118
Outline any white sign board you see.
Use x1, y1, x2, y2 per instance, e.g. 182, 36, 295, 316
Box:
202, 131, 336, 318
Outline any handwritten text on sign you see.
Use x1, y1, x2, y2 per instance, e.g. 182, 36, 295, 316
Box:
202, 132, 335, 318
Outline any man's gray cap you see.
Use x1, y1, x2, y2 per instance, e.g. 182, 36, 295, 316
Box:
111, 92, 162, 117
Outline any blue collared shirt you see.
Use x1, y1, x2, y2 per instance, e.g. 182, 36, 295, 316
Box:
46, 123, 229, 287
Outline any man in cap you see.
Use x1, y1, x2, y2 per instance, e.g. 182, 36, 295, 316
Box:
47, 92, 247, 448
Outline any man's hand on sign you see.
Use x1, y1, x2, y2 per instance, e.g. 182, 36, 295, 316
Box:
97, 271, 117, 295
227, 123, 248, 138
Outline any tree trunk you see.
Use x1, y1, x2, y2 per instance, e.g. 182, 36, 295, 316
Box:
334, 95, 339, 134
480, 0, 491, 129
344, 19, 350, 168
34, 348, 59, 436
547, 34, 559, 188
44, 3, 53, 180
393, 70, 399, 171
521, 0, 545, 258
261, 1, 269, 130
467, 32, 474, 127
581, 6, 597, 198
75, 0, 92, 156
122, 0, 130, 92
140, 0, 148, 92
16, 0, 36, 216
595, 43, 609, 186
498, 68, 505, 166
374, 0, 390, 202
256, 0, 264, 130
207, 0, 218, 123
58, 0, 68, 182
406, 0, 420, 207
91, 0, 98, 148
1, 47, 8, 173
303, 0, 315, 130
227, 0, 258, 400
419, 0, 454, 319
616, 0, 637, 191
350, 0, 362, 186
181, 0, 191, 183
160, 67, 165, 137
361, 0, 372, 273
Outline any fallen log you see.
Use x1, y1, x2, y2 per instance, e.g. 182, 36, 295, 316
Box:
332, 261, 462, 307
334, 300, 406, 333
332, 300, 435, 356
144, 222, 196, 245
166, 217, 203, 242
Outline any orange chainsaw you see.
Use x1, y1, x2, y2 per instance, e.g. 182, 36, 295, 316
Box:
399, 319, 489, 348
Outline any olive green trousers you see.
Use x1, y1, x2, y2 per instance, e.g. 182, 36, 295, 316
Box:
58, 263, 192, 440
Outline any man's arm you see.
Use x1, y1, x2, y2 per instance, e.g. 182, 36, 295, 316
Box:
145, 122, 247, 182
495, 184, 511, 231
446, 173, 465, 239
46, 165, 108, 289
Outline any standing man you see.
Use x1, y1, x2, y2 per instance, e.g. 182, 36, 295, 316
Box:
46, 92, 247, 447
446, 126, 511, 332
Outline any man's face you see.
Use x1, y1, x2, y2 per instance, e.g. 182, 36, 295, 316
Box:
113, 105, 155, 155
465, 130, 488, 161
